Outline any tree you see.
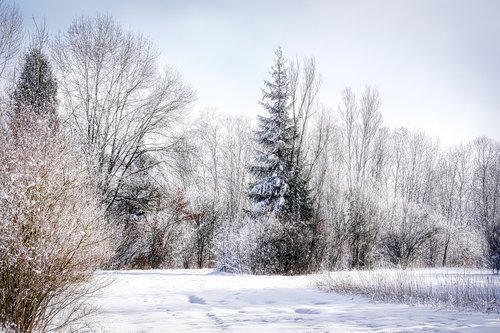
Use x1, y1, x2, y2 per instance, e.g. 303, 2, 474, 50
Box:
249, 47, 312, 221
435, 145, 474, 266
338, 86, 384, 269
52, 14, 195, 219
288, 56, 321, 175
0, 0, 22, 83
247, 47, 314, 275
11, 46, 58, 127
306, 109, 348, 269
471, 137, 500, 269
249, 47, 294, 216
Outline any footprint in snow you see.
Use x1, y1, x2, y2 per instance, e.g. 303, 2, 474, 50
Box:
188, 295, 206, 305
207, 312, 229, 329
295, 308, 321, 314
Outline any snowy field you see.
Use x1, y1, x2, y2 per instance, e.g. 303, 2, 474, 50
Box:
88, 269, 500, 333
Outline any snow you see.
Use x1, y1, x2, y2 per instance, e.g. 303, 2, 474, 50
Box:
88, 269, 500, 332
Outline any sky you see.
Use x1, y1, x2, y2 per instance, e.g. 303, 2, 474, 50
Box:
16, 0, 500, 146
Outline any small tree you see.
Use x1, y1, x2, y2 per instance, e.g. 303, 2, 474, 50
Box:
11, 46, 58, 127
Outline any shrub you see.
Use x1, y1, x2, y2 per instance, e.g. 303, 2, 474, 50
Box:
0, 112, 110, 332
215, 216, 314, 275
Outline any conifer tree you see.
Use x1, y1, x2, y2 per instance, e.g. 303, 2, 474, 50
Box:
249, 47, 294, 217
11, 47, 58, 127
249, 47, 313, 222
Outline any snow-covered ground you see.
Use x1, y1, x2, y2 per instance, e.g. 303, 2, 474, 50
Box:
89, 269, 500, 332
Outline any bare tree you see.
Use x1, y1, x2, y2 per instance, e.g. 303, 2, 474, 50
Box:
0, 0, 22, 82
52, 14, 195, 216
188, 111, 254, 269
289, 57, 321, 169
471, 137, 500, 268
339, 87, 358, 191
337, 86, 384, 268
382, 130, 442, 266
436, 145, 475, 266
355, 86, 383, 184
389, 130, 439, 205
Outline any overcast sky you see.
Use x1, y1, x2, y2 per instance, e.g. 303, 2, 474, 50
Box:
17, 0, 500, 145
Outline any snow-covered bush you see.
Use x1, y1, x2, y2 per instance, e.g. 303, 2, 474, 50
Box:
109, 188, 222, 270
110, 213, 179, 269
215, 216, 313, 275
214, 217, 270, 274
319, 195, 350, 270
447, 226, 486, 267
0, 111, 110, 332
346, 189, 383, 269
164, 208, 219, 270
172, 192, 221, 269
380, 202, 440, 269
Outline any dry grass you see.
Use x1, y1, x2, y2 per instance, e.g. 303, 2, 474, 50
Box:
317, 268, 500, 313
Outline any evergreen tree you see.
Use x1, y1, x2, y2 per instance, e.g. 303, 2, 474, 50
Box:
249, 47, 294, 217
249, 47, 313, 222
11, 47, 58, 126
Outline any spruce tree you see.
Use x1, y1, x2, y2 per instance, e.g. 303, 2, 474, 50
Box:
249, 47, 294, 217
249, 47, 313, 222
11, 47, 58, 127
248, 48, 317, 274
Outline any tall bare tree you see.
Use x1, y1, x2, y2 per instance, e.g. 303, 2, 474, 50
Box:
289, 57, 321, 169
52, 14, 195, 216
337, 86, 383, 268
